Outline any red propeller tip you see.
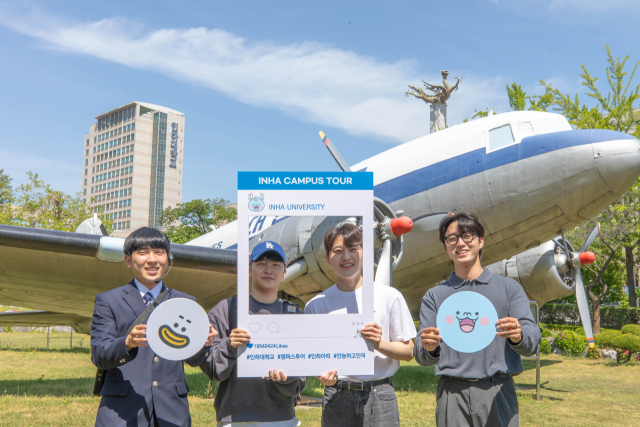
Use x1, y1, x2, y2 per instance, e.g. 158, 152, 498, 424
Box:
390, 217, 413, 236
579, 251, 596, 265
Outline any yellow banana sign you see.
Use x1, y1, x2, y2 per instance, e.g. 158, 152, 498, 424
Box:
158, 325, 191, 349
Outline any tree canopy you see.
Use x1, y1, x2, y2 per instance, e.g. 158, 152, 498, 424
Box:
0, 171, 112, 233
160, 198, 237, 244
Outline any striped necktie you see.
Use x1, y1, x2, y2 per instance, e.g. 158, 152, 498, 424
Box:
143, 291, 154, 307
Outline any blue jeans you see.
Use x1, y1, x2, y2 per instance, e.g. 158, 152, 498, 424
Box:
321, 381, 400, 427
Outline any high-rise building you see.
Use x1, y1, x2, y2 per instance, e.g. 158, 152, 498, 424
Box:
82, 102, 185, 237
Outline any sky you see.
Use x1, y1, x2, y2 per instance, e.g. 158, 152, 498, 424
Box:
0, 0, 638, 203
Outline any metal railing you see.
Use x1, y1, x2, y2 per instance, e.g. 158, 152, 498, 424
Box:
521, 300, 541, 401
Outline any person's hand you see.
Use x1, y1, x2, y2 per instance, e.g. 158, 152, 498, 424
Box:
420, 327, 441, 353
361, 322, 383, 349
126, 324, 148, 352
496, 317, 522, 343
205, 323, 219, 346
318, 370, 338, 386
229, 328, 251, 348
265, 369, 288, 382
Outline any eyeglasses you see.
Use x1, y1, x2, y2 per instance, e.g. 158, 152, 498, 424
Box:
444, 232, 477, 246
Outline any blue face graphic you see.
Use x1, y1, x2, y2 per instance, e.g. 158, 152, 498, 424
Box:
436, 291, 498, 353
248, 197, 265, 212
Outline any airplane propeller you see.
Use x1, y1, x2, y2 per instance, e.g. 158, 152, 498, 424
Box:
553, 223, 600, 348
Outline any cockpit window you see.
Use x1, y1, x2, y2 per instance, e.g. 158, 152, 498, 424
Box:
488, 125, 515, 152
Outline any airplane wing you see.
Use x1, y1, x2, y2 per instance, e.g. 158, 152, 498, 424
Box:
0, 225, 238, 333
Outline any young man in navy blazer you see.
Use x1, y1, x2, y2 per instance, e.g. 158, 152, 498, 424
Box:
90, 227, 217, 427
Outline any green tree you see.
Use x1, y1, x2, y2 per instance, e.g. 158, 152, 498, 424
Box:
527, 45, 640, 136
0, 169, 12, 225
160, 198, 237, 244
6, 172, 113, 233
463, 109, 490, 123
0, 169, 11, 206
506, 82, 526, 111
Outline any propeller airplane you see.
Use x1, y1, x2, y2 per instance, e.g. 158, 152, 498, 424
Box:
0, 111, 638, 345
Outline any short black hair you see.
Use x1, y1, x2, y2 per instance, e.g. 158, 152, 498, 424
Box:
123, 227, 170, 256
439, 212, 485, 256
250, 252, 285, 266
324, 221, 362, 254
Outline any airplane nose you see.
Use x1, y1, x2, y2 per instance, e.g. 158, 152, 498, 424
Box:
592, 130, 640, 194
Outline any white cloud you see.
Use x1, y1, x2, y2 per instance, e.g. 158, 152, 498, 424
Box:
0, 7, 509, 143
547, 0, 637, 10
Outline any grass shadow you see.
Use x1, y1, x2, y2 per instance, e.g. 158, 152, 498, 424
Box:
0, 346, 91, 354
521, 359, 563, 372
515, 380, 569, 394
0, 376, 94, 397
393, 365, 438, 394
185, 371, 219, 399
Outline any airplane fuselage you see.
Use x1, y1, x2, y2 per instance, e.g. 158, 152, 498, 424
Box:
188, 111, 640, 314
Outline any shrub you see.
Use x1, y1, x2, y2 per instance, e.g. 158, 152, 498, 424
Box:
587, 345, 601, 360
621, 324, 640, 337
540, 328, 553, 338
594, 330, 622, 349
540, 339, 552, 355
610, 334, 640, 356
540, 303, 640, 329
554, 330, 588, 356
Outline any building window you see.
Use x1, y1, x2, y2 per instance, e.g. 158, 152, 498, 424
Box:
131, 133, 135, 141
129, 177, 133, 185
85, 159, 88, 165
132, 123, 135, 130
86, 139, 89, 146
85, 169, 88, 176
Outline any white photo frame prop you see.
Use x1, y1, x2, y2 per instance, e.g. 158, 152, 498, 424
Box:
237, 171, 374, 377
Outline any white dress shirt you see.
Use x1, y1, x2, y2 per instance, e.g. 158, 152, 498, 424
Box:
134, 278, 163, 301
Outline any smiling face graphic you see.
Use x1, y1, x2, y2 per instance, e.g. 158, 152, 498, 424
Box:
159, 315, 192, 349
437, 291, 499, 353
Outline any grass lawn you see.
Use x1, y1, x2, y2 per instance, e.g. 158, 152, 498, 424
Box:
1, 332, 639, 426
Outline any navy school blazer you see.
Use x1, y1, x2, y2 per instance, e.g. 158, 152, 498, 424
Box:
90, 280, 209, 427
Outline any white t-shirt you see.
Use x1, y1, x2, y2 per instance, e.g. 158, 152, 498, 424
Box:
305, 284, 417, 382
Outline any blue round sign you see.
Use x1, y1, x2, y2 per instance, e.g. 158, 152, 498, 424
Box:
436, 291, 498, 353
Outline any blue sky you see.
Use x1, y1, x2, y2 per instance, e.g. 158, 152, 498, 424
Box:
0, 0, 638, 203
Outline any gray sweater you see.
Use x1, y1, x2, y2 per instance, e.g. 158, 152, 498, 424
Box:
200, 295, 306, 423
414, 268, 541, 379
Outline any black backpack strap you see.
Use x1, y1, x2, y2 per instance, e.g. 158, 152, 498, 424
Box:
125, 286, 171, 336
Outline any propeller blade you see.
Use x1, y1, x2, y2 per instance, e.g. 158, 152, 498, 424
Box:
374, 239, 393, 287
579, 223, 600, 253
410, 212, 452, 234
575, 270, 595, 348
561, 230, 570, 258
319, 131, 351, 172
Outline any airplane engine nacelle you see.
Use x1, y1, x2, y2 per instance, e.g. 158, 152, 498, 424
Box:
486, 240, 575, 305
